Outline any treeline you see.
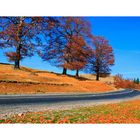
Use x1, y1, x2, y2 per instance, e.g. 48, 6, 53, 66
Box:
0, 17, 115, 80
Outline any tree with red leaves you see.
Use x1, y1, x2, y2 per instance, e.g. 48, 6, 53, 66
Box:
62, 35, 91, 77
0, 17, 56, 69
41, 17, 91, 76
87, 36, 114, 81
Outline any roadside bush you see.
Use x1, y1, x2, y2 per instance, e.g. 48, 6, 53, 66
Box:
114, 74, 136, 89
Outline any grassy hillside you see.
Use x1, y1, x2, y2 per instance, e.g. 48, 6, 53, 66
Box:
80, 74, 114, 83
0, 63, 116, 94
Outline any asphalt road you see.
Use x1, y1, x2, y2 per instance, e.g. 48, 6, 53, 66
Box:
0, 89, 140, 105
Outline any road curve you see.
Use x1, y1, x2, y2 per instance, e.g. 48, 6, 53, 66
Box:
0, 89, 140, 105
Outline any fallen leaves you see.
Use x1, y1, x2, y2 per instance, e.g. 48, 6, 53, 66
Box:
1, 99, 140, 124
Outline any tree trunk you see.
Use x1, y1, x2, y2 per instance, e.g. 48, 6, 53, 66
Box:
14, 17, 24, 70
14, 59, 20, 69
96, 59, 100, 81
96, 71, 100, 81
62, 68, 67, 75
76, 70, 79, 77
14, 44, 21, 69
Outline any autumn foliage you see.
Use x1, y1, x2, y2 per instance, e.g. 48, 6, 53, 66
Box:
0, 17, 56, 69
61, 36, 91, 76
0, 17, 115, 79
40, 17, 92, 76
86, 36, 114, 80
114, 74, 137, 89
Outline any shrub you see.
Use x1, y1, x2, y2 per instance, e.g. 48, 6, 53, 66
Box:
114, 74, 136, 89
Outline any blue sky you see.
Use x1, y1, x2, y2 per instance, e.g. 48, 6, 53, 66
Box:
89, 17, 140, 79
0, 17, 140, 79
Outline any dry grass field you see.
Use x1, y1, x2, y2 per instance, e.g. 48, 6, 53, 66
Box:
0, 63, 116, 94
80, 74, 114, 84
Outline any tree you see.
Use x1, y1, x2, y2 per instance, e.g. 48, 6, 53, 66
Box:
62, 35, 91, 77
135, 78, 140, 84
0, 17, 55, 69
87, 36, 114, 81
41, 17, 91, 76
134, 78, 136, 84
